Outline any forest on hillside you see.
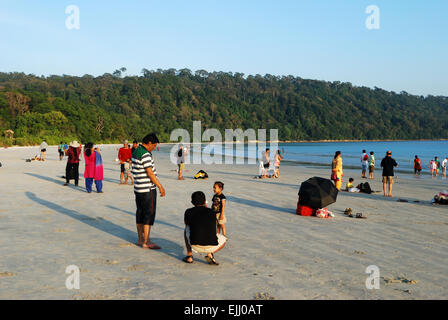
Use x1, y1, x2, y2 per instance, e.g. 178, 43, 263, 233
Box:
1, 69, 447, 146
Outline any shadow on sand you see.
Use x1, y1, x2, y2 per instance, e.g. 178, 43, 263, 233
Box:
226, 195, 296, 215
105, 205, 184, 231
26, 192, 184, 261
25, 172, 87, 193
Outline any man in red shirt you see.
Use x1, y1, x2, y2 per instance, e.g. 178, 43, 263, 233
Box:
118, 140, 132, 184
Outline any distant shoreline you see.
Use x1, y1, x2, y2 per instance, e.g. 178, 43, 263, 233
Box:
3, 138, 448, 148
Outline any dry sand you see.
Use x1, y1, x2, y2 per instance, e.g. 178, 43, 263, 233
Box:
0, 144, 447, 300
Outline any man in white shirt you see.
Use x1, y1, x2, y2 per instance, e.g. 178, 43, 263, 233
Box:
40, 140, 48, 161
361, 149, 368, 179
443, 157, 448, 178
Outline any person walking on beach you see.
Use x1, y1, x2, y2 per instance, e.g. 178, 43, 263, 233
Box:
131, 133, 165, 249
58, 141, 64, 161
212, 181, 227, 237
183, 191, 227, 265
262, 148, 270, 179
273, 150, 283, 178
64, 141, 81, 186
361, 150, 368, 178
414, 155, 422, 176
381, 151, 398, 197
40, 140, 48, 161
429, 157, 440, 178
368, 151, 375, 179
118, 140, 132, 185
331, 151, 343, 190
83, 142, 104, 193
442, 157, 448, 178
177, 144, 185, 180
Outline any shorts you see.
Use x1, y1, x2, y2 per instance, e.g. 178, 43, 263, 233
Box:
58, 150, 64, 156
414, 168, 421, 174
41, 149, 47, 152
186, 226, 227, 254
382, 176, 394, 184
275, 166, 279, 171
362, 163, 367, 171
263, 163, 270, 169
135, 189, 157, 225
121, 164, 125, 173
216, 213, 227, 224
369, 165, 374, 173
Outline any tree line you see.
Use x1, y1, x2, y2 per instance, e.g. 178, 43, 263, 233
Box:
0, 69, 447, 146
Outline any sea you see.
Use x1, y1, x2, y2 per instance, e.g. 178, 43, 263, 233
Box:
183, 140, 448, 174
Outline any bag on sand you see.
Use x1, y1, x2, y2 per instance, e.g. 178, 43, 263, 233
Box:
358, 182, 372, 194
194, 170, 208, 180
296, 201, 316, 216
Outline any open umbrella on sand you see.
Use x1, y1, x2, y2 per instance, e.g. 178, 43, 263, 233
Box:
298, 177, 338, 209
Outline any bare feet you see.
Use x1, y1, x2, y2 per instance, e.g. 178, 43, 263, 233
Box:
142, 242, 161, 250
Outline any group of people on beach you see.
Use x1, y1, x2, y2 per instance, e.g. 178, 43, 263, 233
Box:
422, 156, 448, 178
43, 134, 228, 265
331, 150, 398, 197
258, 148, 283, 179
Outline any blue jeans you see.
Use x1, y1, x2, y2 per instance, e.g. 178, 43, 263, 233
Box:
85, 178, 103, 193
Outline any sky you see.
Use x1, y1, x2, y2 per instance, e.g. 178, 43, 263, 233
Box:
0, 0, 447, 96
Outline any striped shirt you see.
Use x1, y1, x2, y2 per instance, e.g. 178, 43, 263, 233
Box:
131, 145, 157, 193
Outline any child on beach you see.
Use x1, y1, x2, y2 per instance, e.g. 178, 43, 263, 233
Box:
345, 178, 360, 192
123, 161, 134, 185
212, 181, 227, 237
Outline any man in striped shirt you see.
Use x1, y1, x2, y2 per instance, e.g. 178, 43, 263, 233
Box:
131, 133, 166, 249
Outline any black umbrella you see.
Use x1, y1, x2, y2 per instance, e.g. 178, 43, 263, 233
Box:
298, 177, 338, 209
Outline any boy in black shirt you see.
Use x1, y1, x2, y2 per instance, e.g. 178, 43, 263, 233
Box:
184, 191, 227, 265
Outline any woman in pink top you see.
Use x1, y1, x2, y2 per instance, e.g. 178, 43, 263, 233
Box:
84, 142, 104, 193
274, 150, 283, 178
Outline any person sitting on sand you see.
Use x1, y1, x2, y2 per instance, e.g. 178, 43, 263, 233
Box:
345, 178, 360, 192
183, 191, 227, 265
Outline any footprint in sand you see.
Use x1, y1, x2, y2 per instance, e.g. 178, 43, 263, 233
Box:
0, 272, 15, 277
92, 258, 119, 265
118, 243, 136, 248
53, 228, 71, 233
254, 292, 276, 300
127, 265, 144, 272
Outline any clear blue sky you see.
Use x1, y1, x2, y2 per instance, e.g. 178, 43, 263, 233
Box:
0, 0, 447, 96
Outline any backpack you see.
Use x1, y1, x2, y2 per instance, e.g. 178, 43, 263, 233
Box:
194, 170, 208, 180
358, 182, 373, 194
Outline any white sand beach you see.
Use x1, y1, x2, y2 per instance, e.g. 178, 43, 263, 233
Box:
0, 144, 447, 300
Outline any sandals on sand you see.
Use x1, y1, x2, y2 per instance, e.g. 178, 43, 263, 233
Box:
183, 256, 194, 264
344, 208, 366, 219
205, 254, 219, 265
344, 208, 353, 217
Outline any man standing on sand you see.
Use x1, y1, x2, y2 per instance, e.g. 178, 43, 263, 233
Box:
131, 133, 166, 249
177, 144, 185, 180
443, 157, 448, 179
361, 150, 368, 179
381, 151, 398, 197
40, 140, 48, 161
118, 140, 132, 184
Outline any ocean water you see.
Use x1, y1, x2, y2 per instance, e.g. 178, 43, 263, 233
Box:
192, 140, 448, 173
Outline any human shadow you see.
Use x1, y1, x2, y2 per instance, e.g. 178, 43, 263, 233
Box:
105, 205, 184, 230
226, 195, 296, 215
24, 172, 87, 193
26, 192, 184, 261
339, 190, 433, 207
